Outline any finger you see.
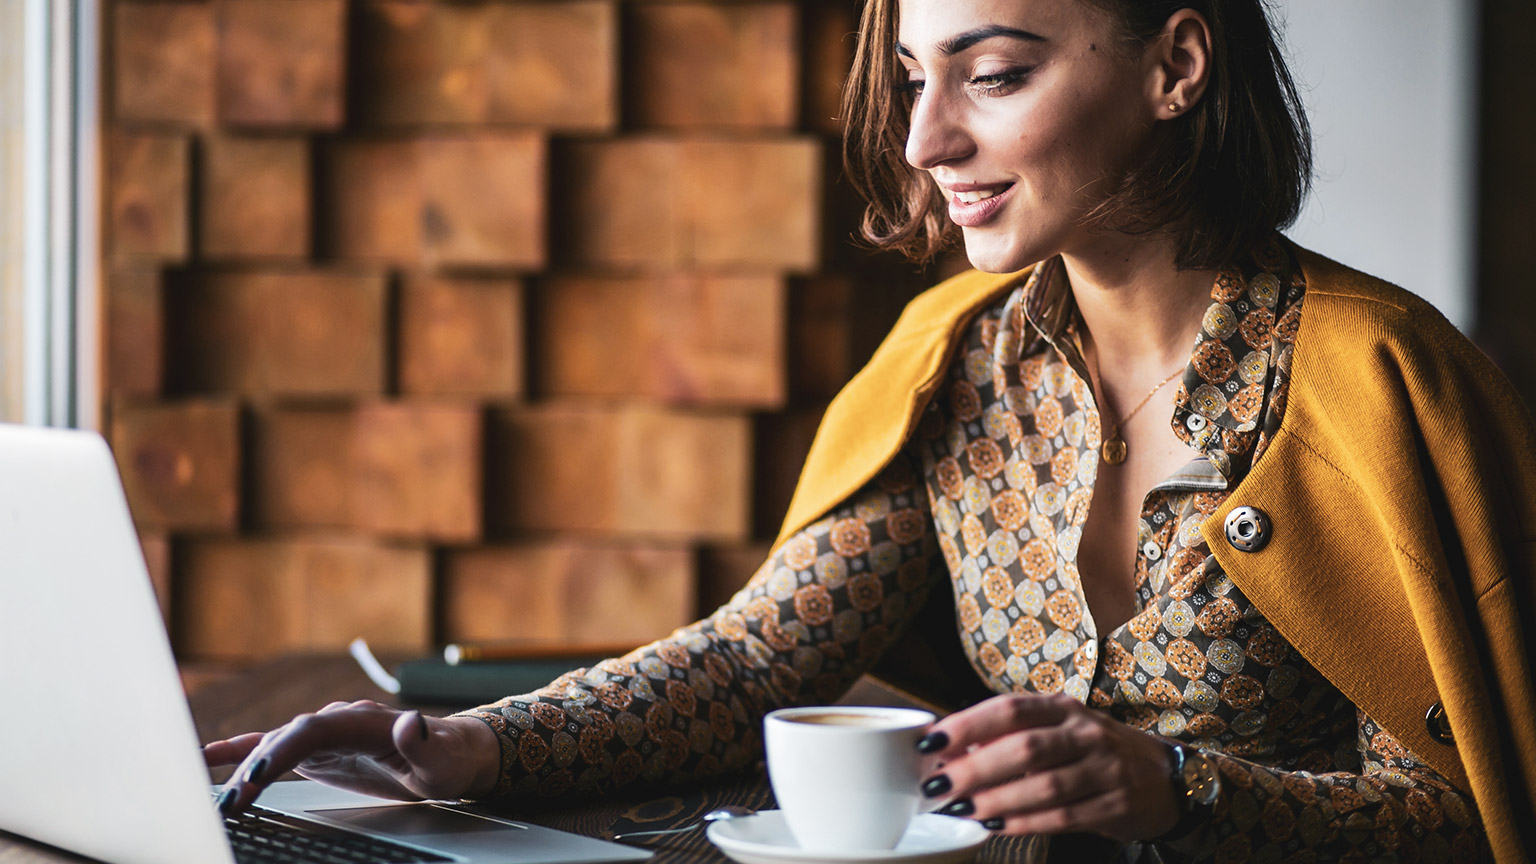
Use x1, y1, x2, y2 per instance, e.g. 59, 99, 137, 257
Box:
981, 785, 1130, 837
220, 708, 398, 814
928, 721, 1091, 799
971, 752, 1120, 821
389, 711, 481, 800
391, 711, 432, 767
204, 733, 265, 767
318, 699, 388, 714
918, 692, 1077, 758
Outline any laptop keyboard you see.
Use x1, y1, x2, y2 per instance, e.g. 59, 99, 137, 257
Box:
225, 808, 454, 864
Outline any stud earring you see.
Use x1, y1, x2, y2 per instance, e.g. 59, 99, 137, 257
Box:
1168, 103, 1181, 113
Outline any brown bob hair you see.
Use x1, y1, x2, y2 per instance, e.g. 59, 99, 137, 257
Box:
841, 0, 1313, 271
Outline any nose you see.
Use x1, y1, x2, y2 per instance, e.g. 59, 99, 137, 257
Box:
904, 86, 975, 171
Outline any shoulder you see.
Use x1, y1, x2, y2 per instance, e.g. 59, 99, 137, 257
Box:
1289, 245, 1506, 399
1283, 245, 1535, 518
772, 265, 1029, 547
1293, 246, 1476, 365
881, 266, 1030, 345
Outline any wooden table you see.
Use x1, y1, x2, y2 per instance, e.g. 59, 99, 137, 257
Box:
0, 655, 1046, 864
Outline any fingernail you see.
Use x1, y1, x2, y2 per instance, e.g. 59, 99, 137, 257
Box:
982, 817, 1005, 831
244, 757, 268, 785
921, 774, 952, 798
215, 787, 237, 816
416, 712, 429, 741
916, 731, 949, 754
939, 798, 975, 817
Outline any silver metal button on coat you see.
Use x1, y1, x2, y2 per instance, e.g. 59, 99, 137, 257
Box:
1224, 506, 1272, 552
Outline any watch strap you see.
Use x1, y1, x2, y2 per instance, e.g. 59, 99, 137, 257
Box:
1157, 741, 1215, 844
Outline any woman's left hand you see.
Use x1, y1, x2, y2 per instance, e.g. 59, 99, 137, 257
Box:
917, 692, 1180, 841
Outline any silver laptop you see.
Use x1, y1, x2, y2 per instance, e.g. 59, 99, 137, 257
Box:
0, 423, 650, 864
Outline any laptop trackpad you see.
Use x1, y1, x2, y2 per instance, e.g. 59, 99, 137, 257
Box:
312, 805, 527, 836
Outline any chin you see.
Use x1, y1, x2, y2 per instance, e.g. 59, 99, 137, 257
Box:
960, 230, 1041, 274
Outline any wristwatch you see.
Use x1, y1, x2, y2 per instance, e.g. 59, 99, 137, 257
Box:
1158, 741, 1220, 843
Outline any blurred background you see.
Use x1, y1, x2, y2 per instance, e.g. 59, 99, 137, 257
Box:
0, 0, 1531, 676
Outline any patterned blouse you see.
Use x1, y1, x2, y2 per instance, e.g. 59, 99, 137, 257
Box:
463, 239, 1488, 862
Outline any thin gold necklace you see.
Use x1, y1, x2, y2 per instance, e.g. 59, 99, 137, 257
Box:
1100, 367, 1184, 465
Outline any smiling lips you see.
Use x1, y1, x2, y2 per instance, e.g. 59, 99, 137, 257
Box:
945, 182, 1015, 228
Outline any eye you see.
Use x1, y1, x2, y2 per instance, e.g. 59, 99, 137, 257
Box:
966, 67, 1033, 95
898, 77, 927, 99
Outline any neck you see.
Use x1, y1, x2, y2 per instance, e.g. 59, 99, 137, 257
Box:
1060, 235, 1217, 376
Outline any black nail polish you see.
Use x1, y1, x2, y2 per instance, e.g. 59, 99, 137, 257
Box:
939, 798, 975, 817
416, 712, 429, 741
921, 774, 952, 798
244, 757, 268, 785
916, 731, 949, 754
215, 787, 237, 816
982, 818, 1005, 831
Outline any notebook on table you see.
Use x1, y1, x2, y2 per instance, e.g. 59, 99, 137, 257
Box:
0, 423, 649, 864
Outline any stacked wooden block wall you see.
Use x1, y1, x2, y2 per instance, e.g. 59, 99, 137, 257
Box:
104, 0, 935, 662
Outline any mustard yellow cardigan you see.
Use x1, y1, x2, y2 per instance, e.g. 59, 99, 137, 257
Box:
775, 246, 1536, 861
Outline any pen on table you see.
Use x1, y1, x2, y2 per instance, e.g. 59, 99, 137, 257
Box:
442, 642, 633, 665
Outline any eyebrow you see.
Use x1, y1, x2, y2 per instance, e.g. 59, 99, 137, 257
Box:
894, 25, 1046, 59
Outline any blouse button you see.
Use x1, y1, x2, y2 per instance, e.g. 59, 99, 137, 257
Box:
1425, 702, 1455, 745
1142, 541, 1163, 561
1224, 506, 1272, 553
1186, 414, 1209, 433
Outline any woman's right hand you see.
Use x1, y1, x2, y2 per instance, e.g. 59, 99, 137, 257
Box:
203, 700, 501, 814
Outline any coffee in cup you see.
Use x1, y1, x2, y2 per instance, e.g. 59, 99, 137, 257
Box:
764, 706, 936, 852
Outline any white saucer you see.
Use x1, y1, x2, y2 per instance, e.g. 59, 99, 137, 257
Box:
707, 811, 989, 864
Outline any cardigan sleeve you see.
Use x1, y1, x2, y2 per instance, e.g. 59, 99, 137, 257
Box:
455, 450, 943, 801
1168, 709, 1489, 862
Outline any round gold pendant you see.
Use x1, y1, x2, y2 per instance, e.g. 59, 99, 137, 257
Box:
1102, 437, 1128, 465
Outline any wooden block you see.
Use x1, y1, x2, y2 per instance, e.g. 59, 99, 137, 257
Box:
201, 135, 310, 259
217, 0, 346, 129
443, 542, 694, 647
352, 1, 616, 131
803, 2, 859, 134
557, 137, 819, 270
168, 271, 387, 396
626, 3, 797, 129
350, 402, 483, 541
110, 399, 240, 532
106, 265, 164, 396
179, 537, 431, 660
788, 275, 855, 400
696, 543, 772, 615
788, 273, 932, 400
488, 405, 750, 540
113, 1, 216, 126
753, 408, 824, 538
685, 139, 821, 270
249, 407, 353, 529
251, 403, 483, 541
555, 138, 682, 268
139, 532, 173, 624
534, 274, 785, 407
321, 139, 421, 263
352, 1, 488, 125
484, 1, 617, 130
419, 134, 547, 268
398, 275, 523, 398
108, 132, 189, 261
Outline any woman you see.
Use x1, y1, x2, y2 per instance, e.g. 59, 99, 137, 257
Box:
206, 0, 1536, 860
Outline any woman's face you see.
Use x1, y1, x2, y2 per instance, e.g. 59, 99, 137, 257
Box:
897, 0, 1160, 273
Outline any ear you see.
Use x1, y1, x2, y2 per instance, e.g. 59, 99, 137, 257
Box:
1144, 10, 1212, 120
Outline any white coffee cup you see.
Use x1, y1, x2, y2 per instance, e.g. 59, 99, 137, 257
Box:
764, 705, 936, 852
